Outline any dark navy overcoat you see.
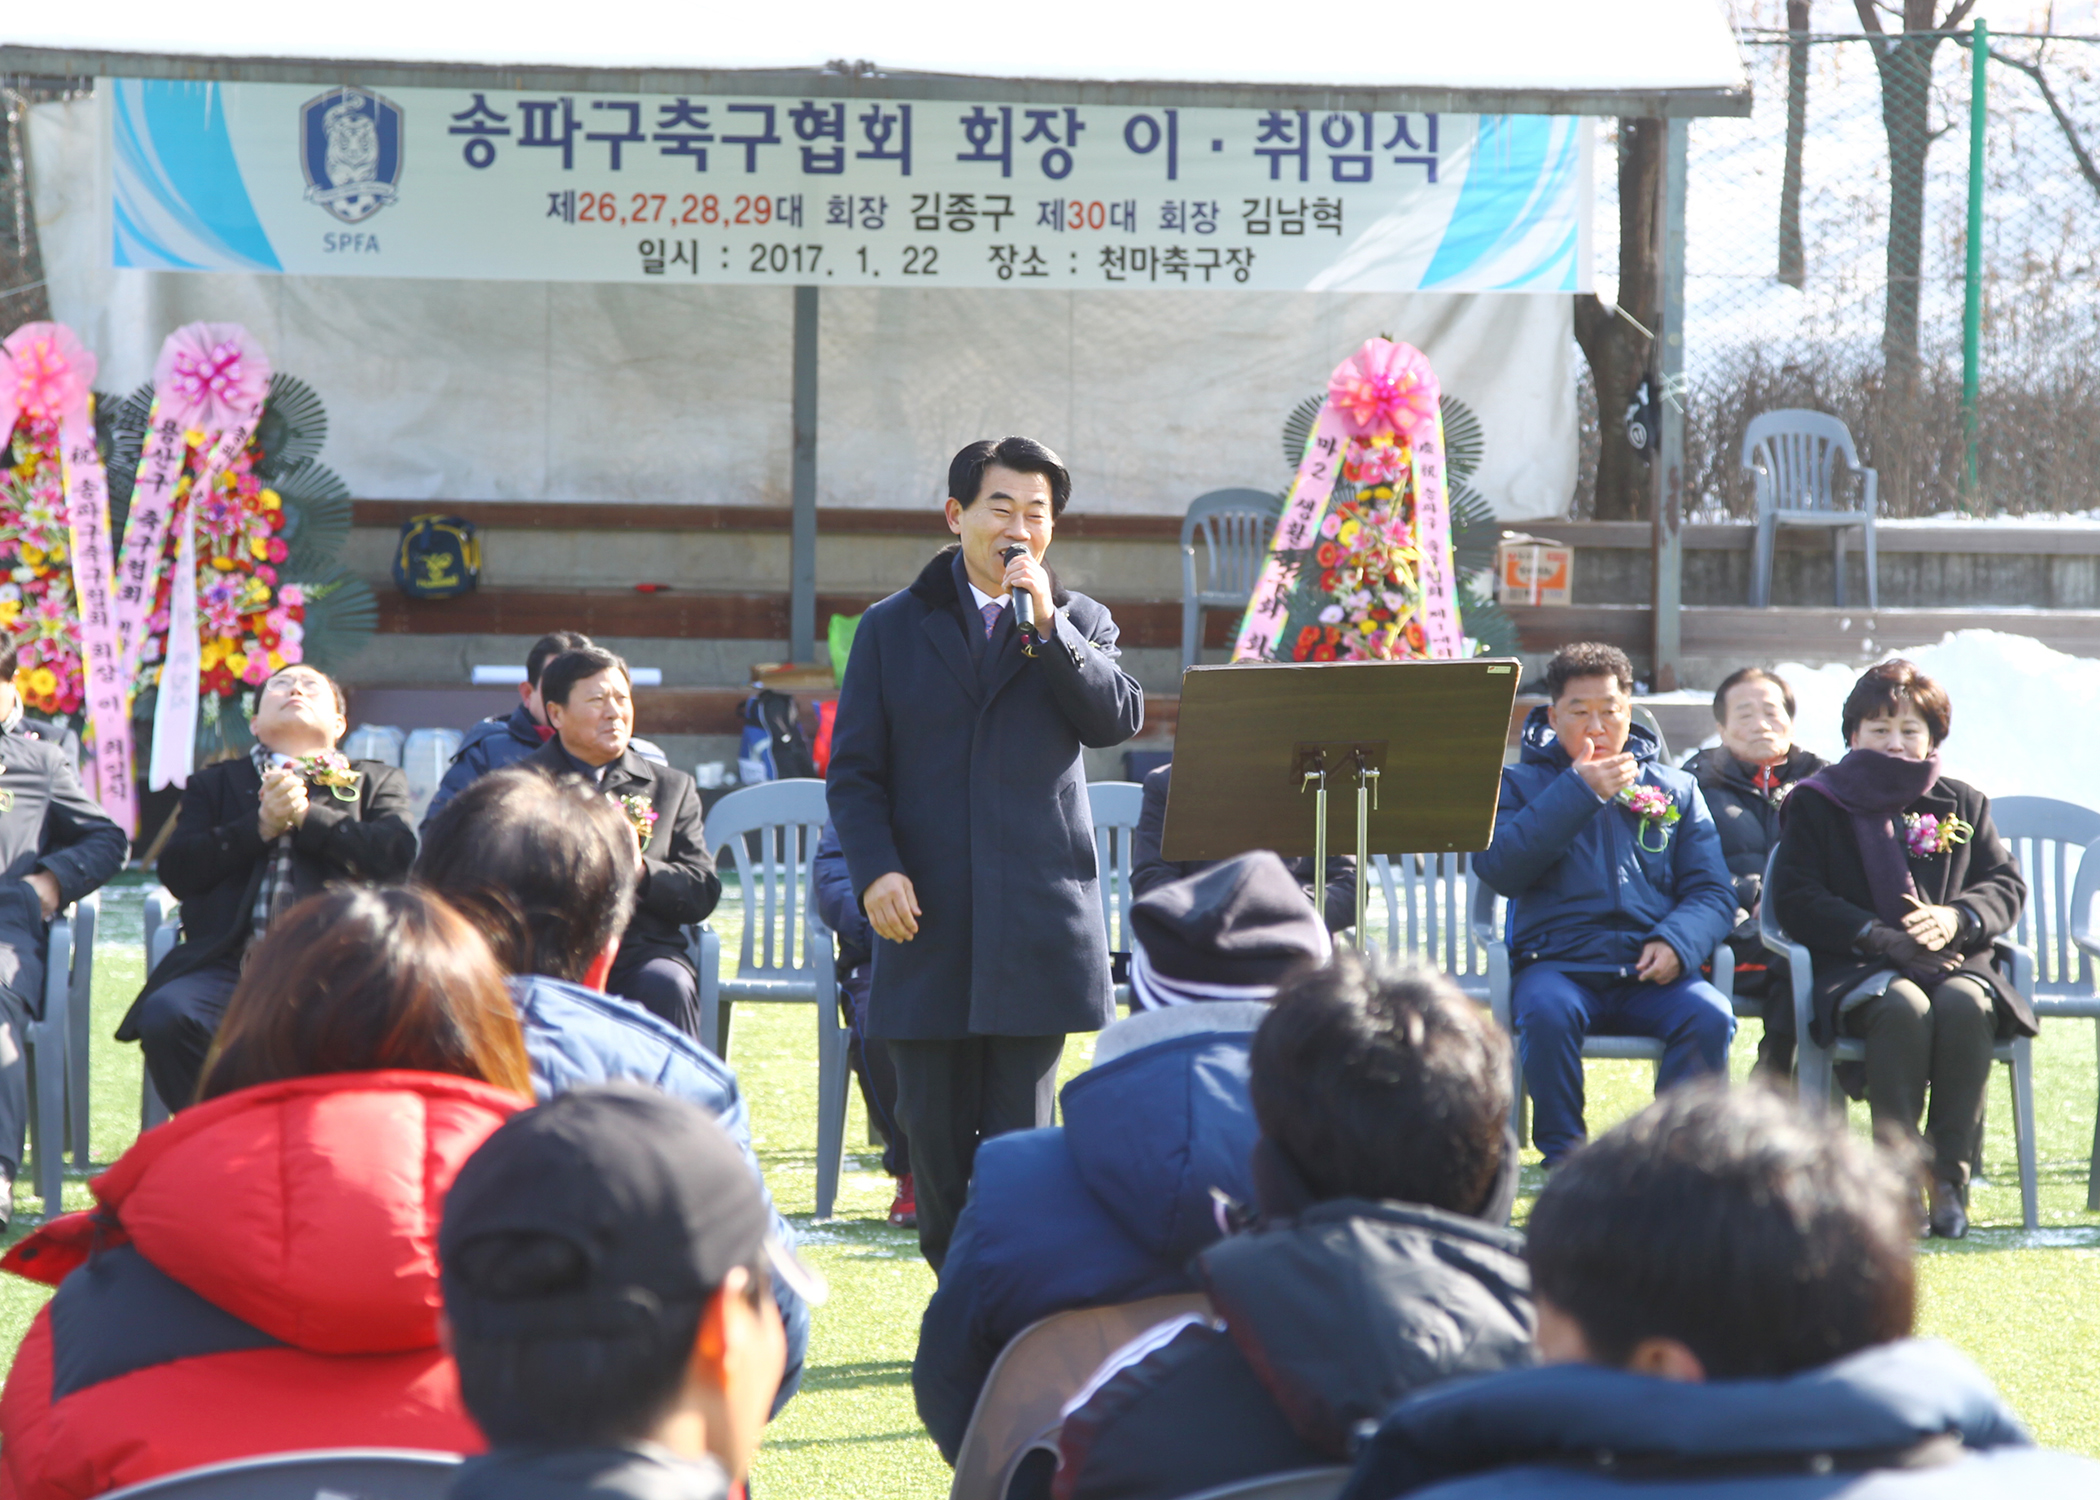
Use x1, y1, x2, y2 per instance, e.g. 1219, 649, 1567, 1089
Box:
827, 545, 1144, 1039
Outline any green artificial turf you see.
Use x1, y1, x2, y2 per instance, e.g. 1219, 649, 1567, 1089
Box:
5, 876, 2098, 1495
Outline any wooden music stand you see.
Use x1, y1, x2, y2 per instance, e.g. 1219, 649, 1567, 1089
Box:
1160, 658, 1519, 937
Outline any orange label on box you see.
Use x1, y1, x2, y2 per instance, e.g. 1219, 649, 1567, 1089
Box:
1497, 543, 1572, 606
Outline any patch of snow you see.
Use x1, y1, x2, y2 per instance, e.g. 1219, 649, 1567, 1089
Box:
1776, 630, 2100, 805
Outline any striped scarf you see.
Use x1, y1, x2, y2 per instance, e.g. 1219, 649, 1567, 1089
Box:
250, 744, 298, 943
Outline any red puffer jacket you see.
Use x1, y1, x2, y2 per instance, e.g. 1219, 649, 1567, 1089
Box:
0, 1070, 528, 1500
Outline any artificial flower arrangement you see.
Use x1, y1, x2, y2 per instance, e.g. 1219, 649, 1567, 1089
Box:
1237, 339, 1513, 665
619, 793, 659, 851
0, 406, 86, 717
1618, 783, 1681, 852
102, 324, 376, 763
1904, 811, 1974, 858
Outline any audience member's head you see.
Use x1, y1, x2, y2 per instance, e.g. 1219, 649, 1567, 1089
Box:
415, 765, 639, 985
197, 885, 532, 1104
0, 633, 19, 714
1542, 642, 1634, 763
541, 646, 634, 768
249, 664, 348, 756
1712, 666, 1796, 766
1527, 1083, 1916, 1382
1249, 952, 1511, 1218
1842, 658, 1950, 761
1128, 851, 1330, 1011
524, 630, 594, 725
442, 1086, 802, 1481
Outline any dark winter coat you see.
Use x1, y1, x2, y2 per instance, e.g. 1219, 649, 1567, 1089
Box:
1341, 1338, 2098, 1500
1771, 775, 2029, 1046
0, 713, 128, 1008
509, 974, 806, 1410
421, 705, 669, 832
450, 1448, 729, 1500
826, 545, 1145, 1039
122, 755, 416, 1037
1051, 1195, 1534, 1500
1473, 711, 1735, 976
914, 1004, 1267, 1461
523, 740, 720, 984
1682, 744, 1827, 914
1134, 764, 1356, 932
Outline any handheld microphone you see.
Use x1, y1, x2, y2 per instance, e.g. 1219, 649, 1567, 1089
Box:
1000, 544, 1037, 637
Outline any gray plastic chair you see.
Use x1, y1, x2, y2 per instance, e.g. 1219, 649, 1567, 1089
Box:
1740, 409, 1880, 609
1474, 880, 1733, 1148
1181, 489, 1282, 670
1992, 798, 2100, 1209
1088, 781, 1143, 1008
948, 1291, 1212, 1500
1373, 853, 1490, 999
23, 896, 94, 1218
2074, 837, 2100, 1208
1759, 847, 2038, 1229
97, 1448, 460, 1500
64, 890, 99, 1168
691, 778, 850, 1219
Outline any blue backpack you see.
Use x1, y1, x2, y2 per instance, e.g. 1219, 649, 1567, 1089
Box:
392, 515, 480, 599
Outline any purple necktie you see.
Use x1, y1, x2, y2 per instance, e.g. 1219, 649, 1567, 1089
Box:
980, 600, 1005, 639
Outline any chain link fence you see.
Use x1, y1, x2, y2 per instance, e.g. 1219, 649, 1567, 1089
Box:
1581, 19, 2100, 518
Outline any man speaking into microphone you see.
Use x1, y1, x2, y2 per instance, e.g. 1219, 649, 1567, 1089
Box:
828, 436, 1144, 1269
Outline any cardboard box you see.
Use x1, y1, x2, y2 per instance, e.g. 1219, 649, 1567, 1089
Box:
1496, 532, 1573, 607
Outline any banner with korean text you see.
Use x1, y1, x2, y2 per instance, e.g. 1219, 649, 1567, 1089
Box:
107, 79, 1590, 293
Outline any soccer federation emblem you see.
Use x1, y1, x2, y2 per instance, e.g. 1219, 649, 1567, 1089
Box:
300, 87, 403, 224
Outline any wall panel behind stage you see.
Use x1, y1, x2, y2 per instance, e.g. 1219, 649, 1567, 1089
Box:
29, 95, 1577, 521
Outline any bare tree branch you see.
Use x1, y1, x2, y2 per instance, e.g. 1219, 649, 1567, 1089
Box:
1989, 44, 2100, 198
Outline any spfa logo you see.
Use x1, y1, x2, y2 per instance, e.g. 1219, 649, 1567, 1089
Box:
300, 87, 403, 224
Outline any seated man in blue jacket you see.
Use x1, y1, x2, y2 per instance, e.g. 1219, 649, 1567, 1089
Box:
420, 630, 667, 833
414, 764, 807, 1411
813, 820, 915, 1228
1474, 642, 1735, 1166
1342, 1084, 2100, 1500
913, 851, 1329, 1464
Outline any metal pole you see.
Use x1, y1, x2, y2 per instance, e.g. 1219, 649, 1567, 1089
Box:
790, 285, 819, 664
1304, 762, 1328, 920
1353, 760, 1378, 948
1962, 20, 1987, 505
1653, 118, 1688, 691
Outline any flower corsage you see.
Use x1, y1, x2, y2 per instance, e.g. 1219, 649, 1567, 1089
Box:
292, 750, 361, 802
1904, 811, 1973, 859
619, 793, 659, 851
1617, 783, 1681, 853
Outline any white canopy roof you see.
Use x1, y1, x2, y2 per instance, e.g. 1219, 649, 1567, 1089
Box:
2, 0, 1750, 115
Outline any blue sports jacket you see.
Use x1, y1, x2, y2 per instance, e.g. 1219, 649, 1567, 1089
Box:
509, 973, 808, 1412
1473, 710, 1735, 976
912, 1007, 1265, 1462
1343, 1338, 2098, 1500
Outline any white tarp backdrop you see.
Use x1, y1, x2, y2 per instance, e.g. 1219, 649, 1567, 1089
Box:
30, 93, 1580, 519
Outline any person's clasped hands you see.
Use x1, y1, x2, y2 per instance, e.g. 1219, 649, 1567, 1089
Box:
257, 766, 310, 841
1857, 915, 1963, 976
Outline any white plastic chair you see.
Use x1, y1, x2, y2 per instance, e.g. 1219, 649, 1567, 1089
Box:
1759, 847, 2038, 1230
23, 894, 96, 1218
401, 727, 464, 826
1088, 781, 1143, 1009
141, 886, 180, 1129
1991, 799, 2100, 1210
1473, 880, 1733, 1147
691, 779, 851, 1219
1740, 409, 1880, 609
1373, 853, 1489, 998
1180, 489, 1282, 669
2073, 836, 2100, 1210
98, 1448, 460, 1500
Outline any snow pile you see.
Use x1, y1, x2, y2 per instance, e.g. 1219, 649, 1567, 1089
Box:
1774, 631, 2100, 807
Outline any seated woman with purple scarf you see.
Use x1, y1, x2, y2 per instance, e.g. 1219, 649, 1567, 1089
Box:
1771, 660, 2029, 1240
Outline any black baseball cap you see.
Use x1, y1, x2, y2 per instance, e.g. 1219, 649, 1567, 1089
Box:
440, 1084, 823, 1339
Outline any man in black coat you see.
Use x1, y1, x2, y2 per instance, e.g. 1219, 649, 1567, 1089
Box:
524, 646, 719, 1039
0, 639, 128, 1216
1044, 955, 1532, 1500
121, 664, 415, 1109
827, 436, 1145, 1270
1133, 763, 1356, 931
1679, 667, 1826, 1078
